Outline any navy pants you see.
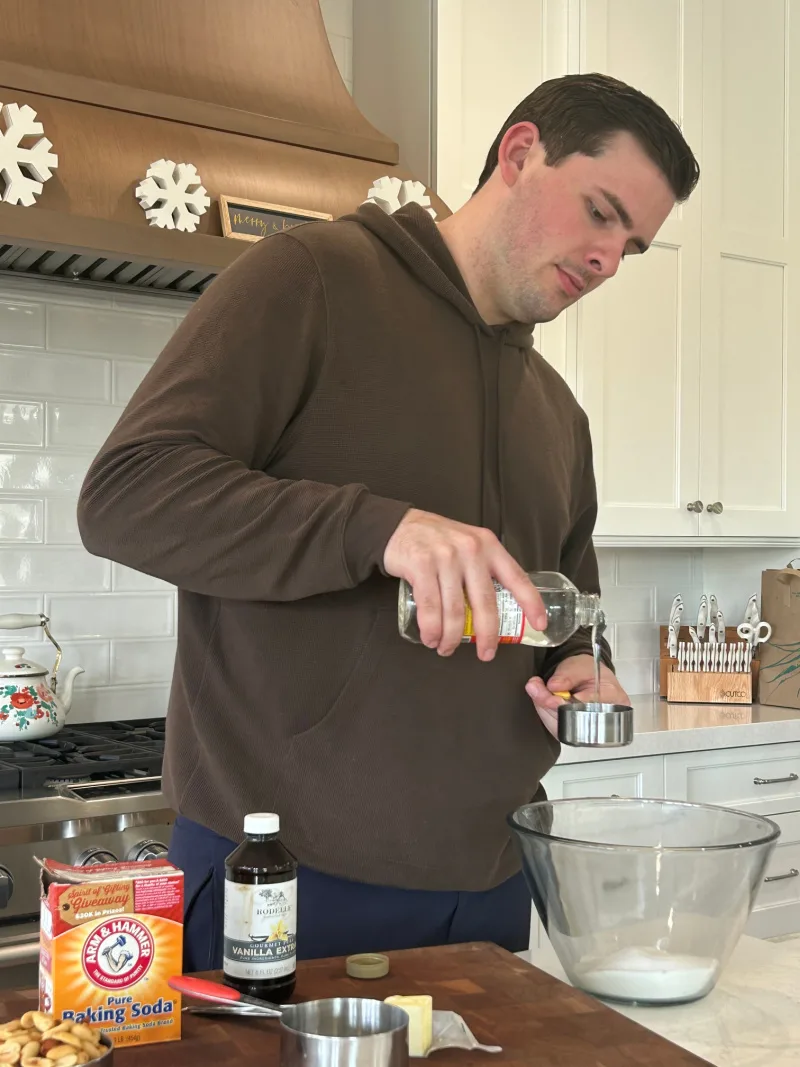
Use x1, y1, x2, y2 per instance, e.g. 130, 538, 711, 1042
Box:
168, 815, 532, 973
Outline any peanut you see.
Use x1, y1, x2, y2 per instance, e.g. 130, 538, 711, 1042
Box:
21, 1060, 51, 1067
0, 1025, 21, 1041
52, 1057, 77, 1067
43, 1039, 77, 1054
0, 1051, 20, 1066
20, 1046, 38, 1062
28, 1019, 53, 1037
60, 1031, 89, 1046
44, 1047, 74, 1062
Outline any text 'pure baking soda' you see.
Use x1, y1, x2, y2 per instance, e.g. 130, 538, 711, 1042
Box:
38, 857, 184, 1048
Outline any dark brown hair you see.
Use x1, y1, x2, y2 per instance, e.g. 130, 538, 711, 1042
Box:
474, 72, 699, 202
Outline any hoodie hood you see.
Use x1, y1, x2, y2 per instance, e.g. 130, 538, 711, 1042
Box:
346, 202, 535, 351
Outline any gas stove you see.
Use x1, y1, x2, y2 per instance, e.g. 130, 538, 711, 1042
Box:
0, 719, 174, 987
0, 720, 165, 799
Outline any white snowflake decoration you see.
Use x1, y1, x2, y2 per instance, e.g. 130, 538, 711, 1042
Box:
363, 176, 436, 219
135, 159, 210, 233
0, 102, 59, 207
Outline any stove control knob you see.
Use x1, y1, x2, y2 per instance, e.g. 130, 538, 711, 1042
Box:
126, 840, 169, 863
75, 847, 119, 867
0, 866, 13, 908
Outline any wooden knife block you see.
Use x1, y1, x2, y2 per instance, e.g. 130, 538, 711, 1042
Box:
659, 625, 759, 704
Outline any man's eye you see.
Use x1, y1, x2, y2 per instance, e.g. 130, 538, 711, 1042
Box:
588, 200, 607, 222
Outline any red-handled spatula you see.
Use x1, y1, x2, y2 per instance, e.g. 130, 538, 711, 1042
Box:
168, 975, 283, 1016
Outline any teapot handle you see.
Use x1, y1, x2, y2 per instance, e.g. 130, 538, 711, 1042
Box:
0, 613, 46, 630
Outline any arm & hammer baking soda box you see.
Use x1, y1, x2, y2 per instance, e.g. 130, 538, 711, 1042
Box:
38, 857, 184, 1048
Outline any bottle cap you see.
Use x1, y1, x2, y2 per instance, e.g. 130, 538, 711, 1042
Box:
345, 953, 390, 979
243, 812, 280, 835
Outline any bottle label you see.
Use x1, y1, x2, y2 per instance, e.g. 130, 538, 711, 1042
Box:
463, 581, 525, 644
223, 878, 297, 980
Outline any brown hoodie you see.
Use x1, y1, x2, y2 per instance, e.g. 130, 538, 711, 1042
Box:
78, 203, 612, 891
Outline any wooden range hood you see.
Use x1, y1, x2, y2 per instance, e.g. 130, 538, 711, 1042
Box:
0, 0, 448, 295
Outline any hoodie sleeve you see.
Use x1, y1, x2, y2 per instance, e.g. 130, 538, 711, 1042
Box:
539, 414, 615, 680
77, 231, 411, 601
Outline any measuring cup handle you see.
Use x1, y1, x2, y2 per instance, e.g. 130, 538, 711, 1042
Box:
0, 613, 45, 630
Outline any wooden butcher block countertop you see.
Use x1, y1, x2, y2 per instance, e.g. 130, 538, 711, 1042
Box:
0, 942, 711, 1066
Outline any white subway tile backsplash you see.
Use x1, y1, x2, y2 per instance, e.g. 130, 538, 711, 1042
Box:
48, 304, 176, 358
113, 361, 150, 405
0, 547, 109, 591
596, 548, 617, 587
68, 683, 171, 724
614, 659, 656, 697
0, 498, 43, 542
20, 638, 110, 689
112, 563, 171, 592
615, 622, 660, 661
46, 593, 174, 640
0, 299, 45, 347
111, 639, 177, 685
0, 350, 110, 401
0, 451, 90, 493
0, 280, 187, 722
597, 585, 655, 623
44, 496, 81, 544
46, 402, 122, 450
617, 548, 698, 587
0, 593, 44, 617
0, 400, 43, 446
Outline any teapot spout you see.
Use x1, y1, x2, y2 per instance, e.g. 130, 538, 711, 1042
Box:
59, 666, 85, 714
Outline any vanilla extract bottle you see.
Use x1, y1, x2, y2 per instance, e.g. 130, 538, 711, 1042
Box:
223, 812, 298, 1002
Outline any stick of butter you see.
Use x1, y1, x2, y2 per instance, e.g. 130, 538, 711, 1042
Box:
384, 994, 433, 1056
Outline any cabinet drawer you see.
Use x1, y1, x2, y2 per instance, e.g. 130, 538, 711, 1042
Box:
755, 811, 800, 910
664, 743, 800, 815
543, 756, 665, 801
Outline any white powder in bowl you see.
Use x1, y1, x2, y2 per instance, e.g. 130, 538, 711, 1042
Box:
575, 946, 719, 1002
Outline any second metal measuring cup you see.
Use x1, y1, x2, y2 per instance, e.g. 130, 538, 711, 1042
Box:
170, 975, 410, 1067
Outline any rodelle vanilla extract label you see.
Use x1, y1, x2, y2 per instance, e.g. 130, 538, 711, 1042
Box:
223, 878, 297, 979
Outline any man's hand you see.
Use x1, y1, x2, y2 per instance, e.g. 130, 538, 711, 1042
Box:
384, 508, 547, 661
525, 655, 631, 739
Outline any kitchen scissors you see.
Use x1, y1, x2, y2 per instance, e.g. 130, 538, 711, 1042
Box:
736, 621, 772, 648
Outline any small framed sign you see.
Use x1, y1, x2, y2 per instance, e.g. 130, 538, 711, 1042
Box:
219, 195, 332, 242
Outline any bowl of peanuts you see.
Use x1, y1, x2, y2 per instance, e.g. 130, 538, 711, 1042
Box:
0, 1012, 112, 1066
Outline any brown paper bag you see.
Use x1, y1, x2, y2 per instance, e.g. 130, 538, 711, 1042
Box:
759, 560, 800, 709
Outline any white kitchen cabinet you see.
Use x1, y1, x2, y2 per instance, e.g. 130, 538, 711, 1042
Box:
663, 742, 800, 818
355, 0, 800, 544
695, 0, 800, 540
541, 754, 665, 800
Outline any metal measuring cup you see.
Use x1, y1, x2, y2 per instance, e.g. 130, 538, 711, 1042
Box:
170, 975, 409, 1067
552, 691, 634, 747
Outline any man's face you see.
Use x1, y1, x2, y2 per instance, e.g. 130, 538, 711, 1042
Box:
490, 128, 676, 324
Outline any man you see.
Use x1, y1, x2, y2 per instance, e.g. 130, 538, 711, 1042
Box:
78, 73, 699, 969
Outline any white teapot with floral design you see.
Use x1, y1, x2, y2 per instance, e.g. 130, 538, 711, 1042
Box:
0, 613, 84, 739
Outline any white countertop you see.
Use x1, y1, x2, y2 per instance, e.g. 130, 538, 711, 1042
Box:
519, 934, 800, 1066
557, 694, 800, 764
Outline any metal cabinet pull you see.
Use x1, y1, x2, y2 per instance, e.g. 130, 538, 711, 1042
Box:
753, 773, 799, 786
686, 500, 704, 513
706, 501, 724, 514
764, 868, 799, 884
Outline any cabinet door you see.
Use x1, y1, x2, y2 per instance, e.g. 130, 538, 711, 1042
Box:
697, 0, 800, 538
435, 0, 573, 380
575, 0, 704, 538
542, 755, 665, 800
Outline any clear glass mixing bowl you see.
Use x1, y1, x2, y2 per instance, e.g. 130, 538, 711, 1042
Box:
509, 797, 779, 1006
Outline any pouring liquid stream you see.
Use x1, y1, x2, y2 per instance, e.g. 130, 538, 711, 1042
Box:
591, 611, 606, 703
